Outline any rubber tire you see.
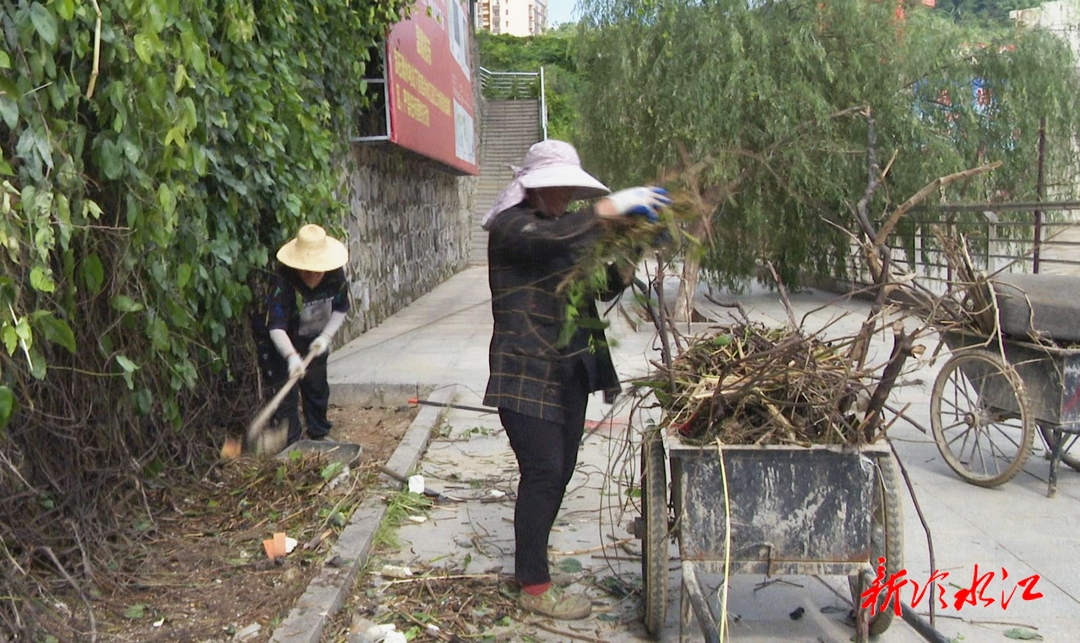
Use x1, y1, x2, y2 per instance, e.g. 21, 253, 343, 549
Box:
930, 350, 1033, 487
1039, 425, 1080, 472
848, 454, 904, 636
641, 431, 669, 637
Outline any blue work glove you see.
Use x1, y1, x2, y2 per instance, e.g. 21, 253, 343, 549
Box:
652, 229, 674, 247
605, 187, 672, 223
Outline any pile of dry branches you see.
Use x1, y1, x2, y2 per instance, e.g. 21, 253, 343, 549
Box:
638, 323, 882, 446
334, 566, 635, 643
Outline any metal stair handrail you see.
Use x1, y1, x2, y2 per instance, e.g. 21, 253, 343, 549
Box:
479, 66, 540, 100
479, 66, 548, 139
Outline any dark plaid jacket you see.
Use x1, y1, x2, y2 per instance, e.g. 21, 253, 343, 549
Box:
483, 204, 626, 423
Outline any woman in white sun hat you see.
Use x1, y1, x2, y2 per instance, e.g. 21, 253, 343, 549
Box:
257, 223, 350, 446
482, 139, 670, 620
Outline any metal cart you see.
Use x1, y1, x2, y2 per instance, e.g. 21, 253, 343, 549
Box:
931, 327, 1080, 496
635, 432, 904, 642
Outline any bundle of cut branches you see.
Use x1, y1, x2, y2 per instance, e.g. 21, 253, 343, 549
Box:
558, 187, 706, 293
637, 322, 881, 446
931, 226, 998, 336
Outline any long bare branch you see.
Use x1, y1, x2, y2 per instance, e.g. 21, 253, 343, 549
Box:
877, 161, 1003, 243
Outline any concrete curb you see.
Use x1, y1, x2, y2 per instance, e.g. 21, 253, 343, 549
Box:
268, 385, 457, 643
328, 382, 436, 408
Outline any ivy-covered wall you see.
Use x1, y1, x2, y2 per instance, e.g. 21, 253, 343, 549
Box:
0, 1, 432, 635
341, 145, 476, 341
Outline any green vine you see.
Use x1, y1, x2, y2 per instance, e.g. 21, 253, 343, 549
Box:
0, 0, 409, 637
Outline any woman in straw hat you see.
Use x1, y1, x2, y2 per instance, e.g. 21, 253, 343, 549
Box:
257, 223, 350, 446
482, 139, 670, 620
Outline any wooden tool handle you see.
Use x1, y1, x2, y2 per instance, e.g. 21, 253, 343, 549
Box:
246, 350, 319, 444
378, 465, 410, 485
379, 466, 440, 499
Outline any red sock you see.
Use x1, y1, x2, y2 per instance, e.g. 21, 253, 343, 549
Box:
522, 581, 551, 596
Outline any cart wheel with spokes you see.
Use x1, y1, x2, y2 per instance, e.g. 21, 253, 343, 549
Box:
1039, 425, 1080, 472
640, 430, 669, 637
930, 349, 1033, 487
848, 454, 904, 636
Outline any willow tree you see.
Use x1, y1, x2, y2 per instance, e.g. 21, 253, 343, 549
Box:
575, 0, 1080, 309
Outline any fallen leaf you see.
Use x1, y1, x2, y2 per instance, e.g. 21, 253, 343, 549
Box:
321, 461, 345, 481
1004, 629, 1042, 641
555, 558, 583, 573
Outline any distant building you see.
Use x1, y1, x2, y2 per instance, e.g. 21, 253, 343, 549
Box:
1011, 0, 1080, 200
1010, 0, 1080, 64
476, 0, 547, 36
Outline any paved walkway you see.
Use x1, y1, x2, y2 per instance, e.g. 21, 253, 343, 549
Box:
326, 265, 1080, 642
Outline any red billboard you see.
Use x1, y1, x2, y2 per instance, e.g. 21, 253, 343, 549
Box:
386, 0, 478, 175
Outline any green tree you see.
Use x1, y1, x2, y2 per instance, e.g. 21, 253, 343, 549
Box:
576, 0, 1080, 295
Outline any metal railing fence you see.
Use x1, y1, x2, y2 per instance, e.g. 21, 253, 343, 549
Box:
848, 202, 1080, 292
478, 66, 548, 140
479, 67, 539, 99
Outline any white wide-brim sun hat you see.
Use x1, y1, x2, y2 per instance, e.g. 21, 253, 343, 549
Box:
276, 224, 349, 272
482, 139, 610, 229
517, 154, 610, 200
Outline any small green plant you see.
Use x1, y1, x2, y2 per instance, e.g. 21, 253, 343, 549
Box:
372, 489, 432, 550
460, 426, 492, 439
122, 604, 148, 620
437, 421, 453, 438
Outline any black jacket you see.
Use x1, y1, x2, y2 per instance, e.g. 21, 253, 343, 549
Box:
483, 204, 627, 423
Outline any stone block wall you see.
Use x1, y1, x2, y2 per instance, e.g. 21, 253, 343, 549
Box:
336, 144, 477, 344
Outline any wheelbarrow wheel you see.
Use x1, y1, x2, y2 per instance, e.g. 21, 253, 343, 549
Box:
1039, 425, 1080, 472
930, 349, 1033, 487
641, 430, 669, 637
848, 454, 904, 636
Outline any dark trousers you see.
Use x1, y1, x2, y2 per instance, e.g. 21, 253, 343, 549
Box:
500, 364, 590, 586
257, 334, 332, 444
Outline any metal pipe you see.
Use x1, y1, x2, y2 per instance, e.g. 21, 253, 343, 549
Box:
539, 66, 548, 140
1034, 115, 1047, 273
407, 398, 497, 414
914, 199, 1080, 213
900, 601, 953, 643
681, 561, 720, 643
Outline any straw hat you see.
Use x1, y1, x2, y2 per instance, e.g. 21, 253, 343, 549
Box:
482, 140, 610, 229
276, 224, 348, 272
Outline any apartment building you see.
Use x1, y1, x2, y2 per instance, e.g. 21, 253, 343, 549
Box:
476, 0, 548, 36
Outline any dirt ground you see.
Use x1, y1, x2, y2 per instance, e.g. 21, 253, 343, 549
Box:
73, 403, 417, 643
327, 404, 418, 456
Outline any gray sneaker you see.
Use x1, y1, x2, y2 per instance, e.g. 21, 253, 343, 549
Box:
519, 586, 591, 620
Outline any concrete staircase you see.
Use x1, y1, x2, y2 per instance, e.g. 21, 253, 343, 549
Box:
471, 100, 542, 265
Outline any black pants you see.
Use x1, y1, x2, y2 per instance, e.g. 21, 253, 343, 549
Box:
257, 334, 332, 444
500, 364, 590, 587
